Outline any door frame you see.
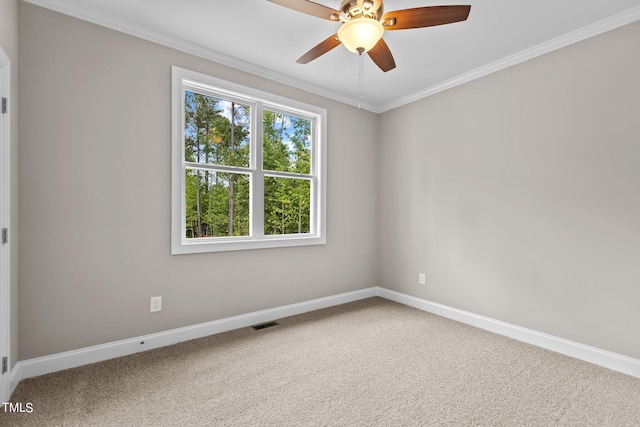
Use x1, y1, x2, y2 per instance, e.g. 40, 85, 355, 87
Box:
0, 44, 12, 403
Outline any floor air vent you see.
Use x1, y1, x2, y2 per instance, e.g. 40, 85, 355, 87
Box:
252, 321, 279, 331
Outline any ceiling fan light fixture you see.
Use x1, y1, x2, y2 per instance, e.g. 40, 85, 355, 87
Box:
338, 17, 384, 54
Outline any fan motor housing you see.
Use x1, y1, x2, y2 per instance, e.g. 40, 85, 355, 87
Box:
340, 0, 384, 20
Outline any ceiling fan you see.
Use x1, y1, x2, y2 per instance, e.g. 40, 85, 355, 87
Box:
267, 0, 471, 72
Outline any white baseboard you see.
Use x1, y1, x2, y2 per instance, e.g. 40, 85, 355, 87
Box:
375, 287, 640, 379
9, 363, 21, 398
9, 286, 639, 398
9, 287, 377, 396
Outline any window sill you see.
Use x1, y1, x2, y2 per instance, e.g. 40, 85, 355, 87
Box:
171, 234, 326, 255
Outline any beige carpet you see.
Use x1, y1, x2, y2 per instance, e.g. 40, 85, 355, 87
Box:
2, 297, 640, 426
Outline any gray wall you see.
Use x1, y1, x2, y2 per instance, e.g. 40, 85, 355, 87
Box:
17, 2, 640, 363
0, 0, 19, 368
18, 3, 379, 360
379, 21, 640, 359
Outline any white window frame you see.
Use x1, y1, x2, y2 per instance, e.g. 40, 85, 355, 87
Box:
171, 66, 327, 254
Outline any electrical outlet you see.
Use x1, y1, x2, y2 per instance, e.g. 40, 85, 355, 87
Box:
419, 273, 426, 285
150, 296, 162, 312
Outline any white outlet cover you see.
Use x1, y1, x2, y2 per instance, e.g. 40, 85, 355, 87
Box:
150, 296, 162, 312
419, 273, 426, 285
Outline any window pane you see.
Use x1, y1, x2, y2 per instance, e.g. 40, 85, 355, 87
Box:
185, 170, 250, 238
184, 91, 250, 168
263, 110, 311, 174
264, 176, 311, 235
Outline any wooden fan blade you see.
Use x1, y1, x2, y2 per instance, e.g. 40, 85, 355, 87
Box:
367, 38, 396, 72
297, 34, 342, 64
267, 0, 343, 21
382, 5, 471, 30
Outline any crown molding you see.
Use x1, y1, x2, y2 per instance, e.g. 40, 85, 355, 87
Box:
22, 1, 640, 114
21, 0, 380, 112
379, 5, 640, 112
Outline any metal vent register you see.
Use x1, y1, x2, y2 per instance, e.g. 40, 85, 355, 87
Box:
252, 321, 280, 331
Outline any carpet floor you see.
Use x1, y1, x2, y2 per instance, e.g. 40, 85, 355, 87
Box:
2, 297, 640, 426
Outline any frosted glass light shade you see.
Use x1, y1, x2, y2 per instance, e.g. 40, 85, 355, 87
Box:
338, 17, 384, 54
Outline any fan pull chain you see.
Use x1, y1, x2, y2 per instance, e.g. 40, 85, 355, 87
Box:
358, 51, 364, 109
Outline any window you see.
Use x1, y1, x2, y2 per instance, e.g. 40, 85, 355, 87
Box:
171, 67, 326, 254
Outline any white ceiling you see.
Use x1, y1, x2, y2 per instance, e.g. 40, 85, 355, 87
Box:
25, 0, 640, 112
